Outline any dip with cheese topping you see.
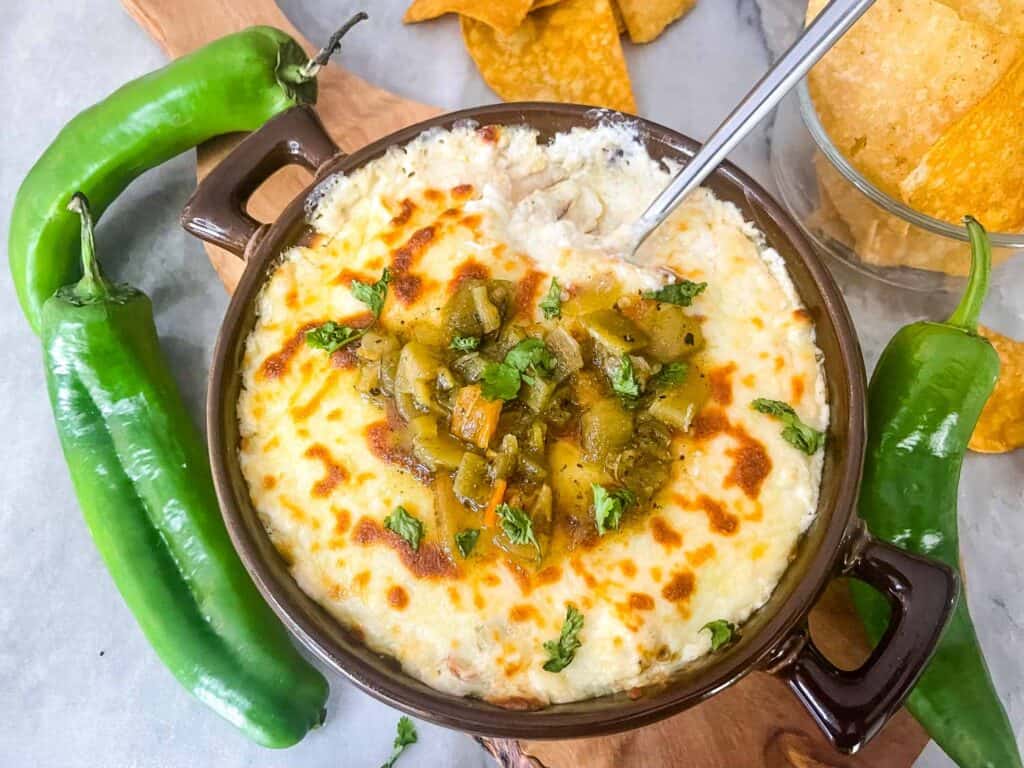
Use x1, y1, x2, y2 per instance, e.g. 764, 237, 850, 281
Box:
237, 122, 828, 706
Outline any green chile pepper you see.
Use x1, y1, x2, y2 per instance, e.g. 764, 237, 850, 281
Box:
851, 218, 1021, 768
43, 195, 328, 747
10, 16, 365, 334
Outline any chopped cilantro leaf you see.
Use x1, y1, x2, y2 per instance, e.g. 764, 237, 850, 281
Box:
480, 361, 522, 401
454, 529, 480, 558
497, 503, 539, 554
539, 277, 563, 319
350, 268, 390, 317
450, 335, 481, 352
591, 484, 637, 535
610, 354, 641, 398
380, 716, 417, 768
701, 619, 739, 651
542, 605, 584, 673
384, 506, 424, 551
751, 398, 825, 455
644, 279, 707, 307
305, 321, 364, 353
505, 338, 557, 378
652, 361, 689, 389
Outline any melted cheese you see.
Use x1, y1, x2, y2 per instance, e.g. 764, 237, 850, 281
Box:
237, 123, 828, 705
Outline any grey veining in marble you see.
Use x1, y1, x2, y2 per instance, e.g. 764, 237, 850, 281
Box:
0, 1, 1019, 767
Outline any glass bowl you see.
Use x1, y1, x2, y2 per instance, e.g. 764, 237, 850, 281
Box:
770, 82, 1024, 292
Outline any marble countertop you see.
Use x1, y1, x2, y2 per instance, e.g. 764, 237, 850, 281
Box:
0, 1, 1020, 766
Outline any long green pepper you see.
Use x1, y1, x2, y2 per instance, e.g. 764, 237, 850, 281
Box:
852, 218, 1021, 768
43, 196, 328, 747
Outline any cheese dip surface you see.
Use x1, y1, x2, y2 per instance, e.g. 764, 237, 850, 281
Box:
237, 122, 828, 706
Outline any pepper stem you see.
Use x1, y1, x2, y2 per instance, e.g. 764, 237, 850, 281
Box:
67, 193, 108, 301
947, 216, 992, 332
299, 12, 368, 80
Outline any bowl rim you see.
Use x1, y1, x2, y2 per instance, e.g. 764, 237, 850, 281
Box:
206, 101, 868, 739
797, 80, 1024, 246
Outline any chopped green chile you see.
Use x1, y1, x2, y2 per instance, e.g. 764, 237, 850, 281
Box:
347, 277, 710, 571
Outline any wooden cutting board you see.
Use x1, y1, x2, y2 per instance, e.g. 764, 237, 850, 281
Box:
120, 2, 929, 765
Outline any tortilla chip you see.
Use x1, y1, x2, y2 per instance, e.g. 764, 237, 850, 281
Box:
970, 326, 1024, 453
611, 0, 626, 34
461, 0, 636, 113
404, 0, 533, 35
933, 0, 1024, 36
531, 0, 563, 8
900, 54, 1024, 233
806, 0, 1021, 197
813, 155, 1014, 275
617, 0, 696, 43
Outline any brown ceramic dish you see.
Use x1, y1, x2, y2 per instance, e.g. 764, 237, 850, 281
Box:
182, 104, 957, 754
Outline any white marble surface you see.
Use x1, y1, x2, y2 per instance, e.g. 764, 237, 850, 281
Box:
0, 1, 1019, 766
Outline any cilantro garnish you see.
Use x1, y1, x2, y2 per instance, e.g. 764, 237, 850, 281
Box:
610, 354, 641, 398
652, 361, 688, 389
350, 267, 390, 317
450, 335, 481, 352
384, 506, 424, 551
591, 483, 637, 535
644, 279, 707, 307
504, 338, 557, 385
380, 716, 417, 768
480, 361, 522, 401
305, 321, 364, 353
751, 398, 825, 455
542, 605, 584, 673
701, 619, 739, 652
496, 503, 539, 554
454, 529, 480, 558
539, 277, 563, 320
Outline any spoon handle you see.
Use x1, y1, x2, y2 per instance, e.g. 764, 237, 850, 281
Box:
631, 0, 876, 251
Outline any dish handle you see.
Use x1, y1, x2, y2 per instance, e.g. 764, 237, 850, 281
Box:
774, 531, 958, 753
181, 106, 341, 259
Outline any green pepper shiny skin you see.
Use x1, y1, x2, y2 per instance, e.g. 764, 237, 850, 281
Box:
851, 219, 1021, 768
10, 25, 316, 335
41, 197, 328, 747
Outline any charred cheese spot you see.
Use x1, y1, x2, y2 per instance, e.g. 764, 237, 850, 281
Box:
662, 571, 695, 603
387, 585, 410, 610
259, 321, 318, 380
514, 269, 544, 318
708, 363, 737, 406
725, 437, 772, 500
792, 375, 806, 403
262, 475, 277, 490
685, 543, 716, 567
650, 516, 682, 550
365, 420, 431, 483
477, 124, 500, 143
694, 494, 739, 536
352, 517, 458, 580
332, 506, 351, 535
793, 308, 811, 323
618, 559, 637, 579
509, 604, 540, 624
304, 444, 349, 498
450, 259, 491, 291
628, 593, 655, 611
452, 183, 475, 198
390, 225, 436, 305
391, 198, 416, 227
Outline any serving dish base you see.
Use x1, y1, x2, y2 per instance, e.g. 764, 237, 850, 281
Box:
122, 0, 928, 765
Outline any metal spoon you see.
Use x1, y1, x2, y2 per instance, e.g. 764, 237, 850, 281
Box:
627, 0, 876, 260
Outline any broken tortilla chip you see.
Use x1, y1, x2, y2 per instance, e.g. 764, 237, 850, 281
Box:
404, 0, 534, 36
933, 0, 1024, 36
617, 0, 696, 43
900, 54, 1024, 234
461, 0, 636, 113
970, 326, 1024, 453
610, 0, 626, 34
806, 0, 1022, 197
